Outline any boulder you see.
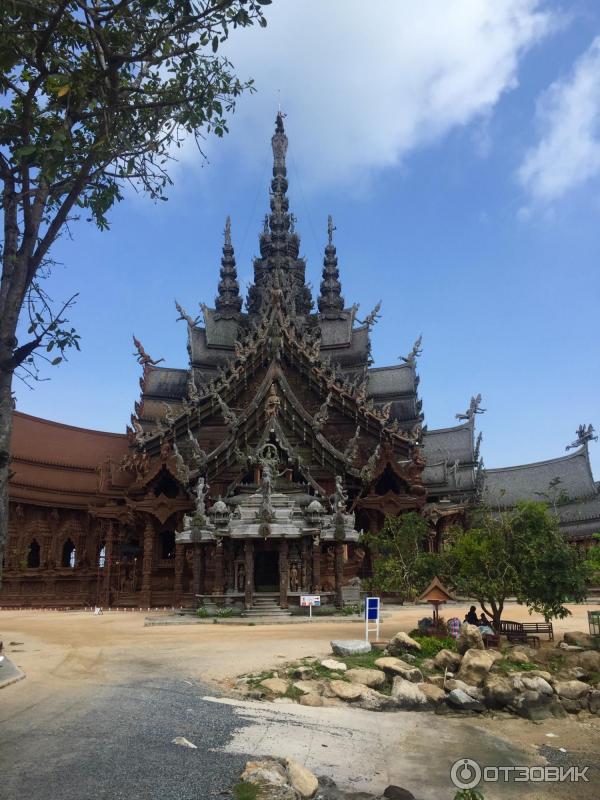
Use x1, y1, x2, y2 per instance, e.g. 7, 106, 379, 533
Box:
511, 690, 552, 721
320, 658, 347, 672
426, 674, 446, 689
564, 631, 596, 649
506, 649, 530, 664
447, 688, 485, 712
383, 786, 417, 800
525, 669, 553, 682
558, 642, 584, 652
292, 666, 314, 680
433, 649, 462, 672
457, 623, 484, 655
564, 667, 589, 682
285, 757, 319, 799
241, 759, 288, 788
456, 649, 497, 686
418, 682, 446, 706
560, 697, 583, 714
554, 680, 591, 700
356, 687, 396, 712
390, 677, 428, 708
260, 677, 289, 695
445, 679, 484, 701
588, 689, 600, 714
577, 650, 600, 673
329, 679, 363, 701
388, 632, 422, 656
375, 656, 422, 682
293, 680, 322, 696
345, 667, 386, 689
519, 675, 553, 695
331, 640, 371, 657
299, 693, 324, 707
483, 675, 517, 709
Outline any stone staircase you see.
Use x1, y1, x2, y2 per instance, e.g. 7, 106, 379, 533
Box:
243, 594, 292, 619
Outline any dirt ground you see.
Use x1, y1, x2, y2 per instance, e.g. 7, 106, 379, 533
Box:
1, 601, 599, 799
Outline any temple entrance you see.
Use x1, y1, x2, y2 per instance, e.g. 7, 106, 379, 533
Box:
254, 550, 279, 592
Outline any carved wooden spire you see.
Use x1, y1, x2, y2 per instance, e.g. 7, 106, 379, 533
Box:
215, 215, 242, 316
318, 215, 344, 314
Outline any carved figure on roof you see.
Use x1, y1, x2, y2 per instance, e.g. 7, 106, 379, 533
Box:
160, 437, 172, 462
474, 431, 483, 462
187, 371, 200, 404
380, 401, 392, 424
259, 462, 274, 522
343, 426, 361, 465
132, 335, 164, 366
566, 423, 597, 451
456, 393, 486, 421
361, 444, 381, 485
195, 477, 209, 515
265, 383, 281, 419
332, 475, 348, 512
357, 301, 381, 329
400, 334, 423, 366
173, 440, 190, 485
175, 300, 201, 327
163, 403, 176, 427
187, 428, 207, 470
216, 393, 238, 428
313, 393, 331, 431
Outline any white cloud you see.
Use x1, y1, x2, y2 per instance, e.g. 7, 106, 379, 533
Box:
518, 36, 600, 202
199, 0, 554, 187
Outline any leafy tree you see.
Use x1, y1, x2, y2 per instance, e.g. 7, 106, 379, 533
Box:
361, 512, 441, 600
584, 533, 600, 583
0, 0, 271, 581
445, 501, 588, 629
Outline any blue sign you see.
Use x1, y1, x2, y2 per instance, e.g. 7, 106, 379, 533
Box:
366, 597, 380, 621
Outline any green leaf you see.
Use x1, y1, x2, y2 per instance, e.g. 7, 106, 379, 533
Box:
51, 357, 62, 366
212, 36, 219, 53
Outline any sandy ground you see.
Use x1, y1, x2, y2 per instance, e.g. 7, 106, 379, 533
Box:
1, 601, 599, 799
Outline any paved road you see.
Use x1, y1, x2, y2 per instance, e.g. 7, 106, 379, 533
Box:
0, 675, 250, 800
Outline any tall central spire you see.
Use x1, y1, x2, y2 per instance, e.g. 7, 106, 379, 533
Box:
246, 113, 313, 317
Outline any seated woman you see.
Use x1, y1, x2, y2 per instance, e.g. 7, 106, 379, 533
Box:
464, 605, 479, 625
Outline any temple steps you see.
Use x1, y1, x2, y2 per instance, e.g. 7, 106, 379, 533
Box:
243, 596, 292, 618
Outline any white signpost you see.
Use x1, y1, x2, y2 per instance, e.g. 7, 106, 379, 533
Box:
300, 594, 321, 620
365, 596, 380, 642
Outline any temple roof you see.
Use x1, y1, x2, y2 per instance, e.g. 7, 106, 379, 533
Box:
142, 367, 188, 398
422, 420, 475, 465
483, 447, 596, 507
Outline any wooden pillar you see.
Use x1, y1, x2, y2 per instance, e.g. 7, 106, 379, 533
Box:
141, 518, 154, 607
214, 540, 224, 595
102, 521, 115, 607
301, 536, 311, 591
334, 541, 344, 608
279, 538, 289, 608
244, 539, 254, 609
192, 545, 203, 603
173, 542, 184, 606
312, 537, 321, 592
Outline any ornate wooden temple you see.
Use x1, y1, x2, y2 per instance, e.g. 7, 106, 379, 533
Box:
2, 115, 598, 609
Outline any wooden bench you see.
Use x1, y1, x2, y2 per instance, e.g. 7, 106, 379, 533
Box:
499, 620, 553, 648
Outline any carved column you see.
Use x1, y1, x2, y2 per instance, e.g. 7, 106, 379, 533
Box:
214, 540, 224, 595
192, 545, 203, 605
173, 542, 184, 606
334, 541, 344, 608
244, 539, 254, 609
279, 538, 289, 608
102, 521, 115, 607
141, 517, 154, 607
301, 536, 311, 591
312, 537, 321, 592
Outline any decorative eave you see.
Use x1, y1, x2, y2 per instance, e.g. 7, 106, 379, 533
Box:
417, 576, 456, 603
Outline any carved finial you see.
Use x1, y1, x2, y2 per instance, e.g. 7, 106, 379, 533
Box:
357, 301, 381, 329
566, 423, 597, 451
327, 214, 336, 245
456, 393, 486, 421
132, 335, 164, 366
175, 300, 200, 327
224, 215, 231, 246
400, 334, 423, 366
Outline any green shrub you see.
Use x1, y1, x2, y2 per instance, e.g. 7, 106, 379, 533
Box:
196, 607, 208, 618
216, 607, 234, 618
412, 635, 457, 658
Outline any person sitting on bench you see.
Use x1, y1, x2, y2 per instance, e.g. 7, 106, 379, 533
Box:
464, 606, 479, 625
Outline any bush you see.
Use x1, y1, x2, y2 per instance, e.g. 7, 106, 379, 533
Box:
216, 607, 234, 618
412, 635, 457, 658
196, 607, 209, 618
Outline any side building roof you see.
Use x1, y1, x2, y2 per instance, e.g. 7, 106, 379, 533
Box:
483, 447, 597, 508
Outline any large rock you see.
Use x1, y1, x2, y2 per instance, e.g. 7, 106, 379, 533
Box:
564, 631, 596, 649
260, 677, 289, 695
511, 690, 553, 721
383, 786, 417, 800
345, 667, 386, 689
388, 632, 422, 656
390, 677, 428, 708
356, 687, 396, 712
375, 656, 421, 682
426, 674, 446, 689
447, 688, 485, 712
483, 675, 517, 709
457, 623, 484, 655
331, 640, 371, 657
299, 693, 323, 707
241, 759, 290, 792
506, 649, 530, 664
418, 682, 446, 706
285, 757, 318, 799
558, 642, 584, 652
320, 658, 347, 672
445, 679, 484, 701
433, 649, 462, 672
577, 650, 600, 673
519, 675, 553, 695
456, 649, 497, 686
292, 666, 314, 680
588, 690, 600, 714
329, 679, 364, 701
554, 680, 591, 700
293, 680, 322, 696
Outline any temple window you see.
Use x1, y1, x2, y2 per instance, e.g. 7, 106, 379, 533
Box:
61, 539, 76, 568
27, 539, 41, 568
159, 531, 175, 560
98, 546, 106, 568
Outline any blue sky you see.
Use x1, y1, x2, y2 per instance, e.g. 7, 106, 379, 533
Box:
14, 0, 600, 476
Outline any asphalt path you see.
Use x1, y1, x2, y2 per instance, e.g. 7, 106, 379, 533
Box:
0, 675, 250, 800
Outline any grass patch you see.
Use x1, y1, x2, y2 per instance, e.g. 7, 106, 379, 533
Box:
284, 685, 304, 701
493, 659, 537, 674
233, 782, 260, 800
411, 635, 457, 658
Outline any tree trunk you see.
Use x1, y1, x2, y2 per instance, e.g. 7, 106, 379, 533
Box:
0, 367, 15, 589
